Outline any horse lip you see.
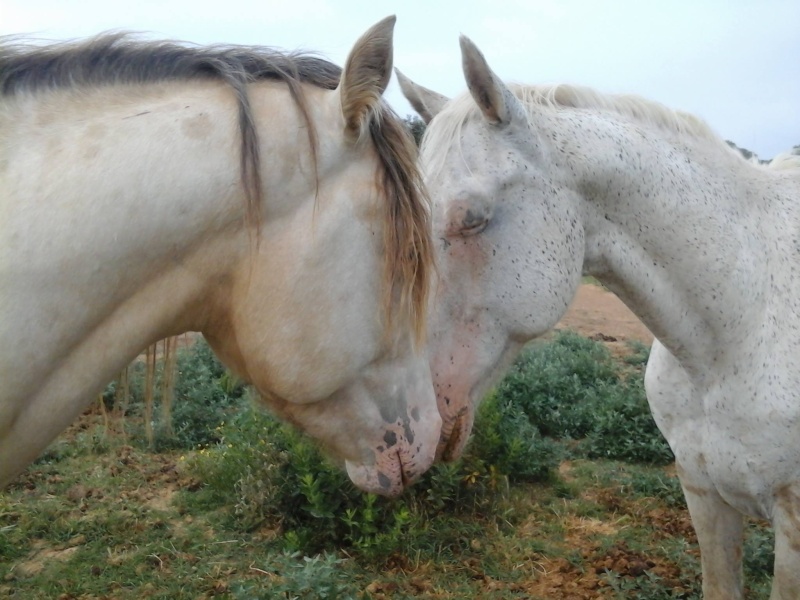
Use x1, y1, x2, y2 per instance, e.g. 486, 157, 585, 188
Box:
345, 446, 420, 498
346, 460, 397, 497
398, 450, 413, 488
437, 413, 467, 462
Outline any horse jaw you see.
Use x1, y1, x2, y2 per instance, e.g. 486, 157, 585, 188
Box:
259, 352, 442, 498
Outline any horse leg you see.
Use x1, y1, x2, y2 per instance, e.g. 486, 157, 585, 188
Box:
771, 484, 800, 599
678, 465, 745, 599
645, 342, 745, 598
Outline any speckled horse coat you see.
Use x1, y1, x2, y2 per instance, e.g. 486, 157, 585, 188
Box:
399, 36, 800, 599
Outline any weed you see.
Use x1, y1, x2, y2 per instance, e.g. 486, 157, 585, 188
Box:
604, 569, 701, 599
743, 522, 774, 589
231, 551, 359, 599
619, 469, 685, 508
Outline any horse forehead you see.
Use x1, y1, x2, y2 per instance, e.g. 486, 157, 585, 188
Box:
432, 147, 525, 205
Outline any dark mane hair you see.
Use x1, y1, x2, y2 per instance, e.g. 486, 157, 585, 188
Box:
0, 33, 342, 95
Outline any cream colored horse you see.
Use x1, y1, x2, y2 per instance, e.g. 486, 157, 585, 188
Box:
0, 16, 440, 497
400, 38, 800, 597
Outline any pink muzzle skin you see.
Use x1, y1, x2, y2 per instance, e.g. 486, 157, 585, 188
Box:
345, 410, 441, 497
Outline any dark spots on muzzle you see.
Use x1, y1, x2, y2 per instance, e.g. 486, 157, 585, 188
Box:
378, 397, 417, 448
383, 418, 415, 447
403, 418, 415, 445
378, 472, 392, 490
379, 402, 401, 425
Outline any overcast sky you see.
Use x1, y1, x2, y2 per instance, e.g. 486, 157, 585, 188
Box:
3, 0, 798, 158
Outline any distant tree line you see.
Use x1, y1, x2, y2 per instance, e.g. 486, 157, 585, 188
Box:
726, 140, 800, 164
402, 115, 426, 146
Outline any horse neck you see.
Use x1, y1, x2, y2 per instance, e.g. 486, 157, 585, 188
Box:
554, 114, 779, 368
3, 81, 318, 391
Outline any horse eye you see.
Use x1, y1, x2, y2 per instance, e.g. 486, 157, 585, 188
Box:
460, 218, 489, 237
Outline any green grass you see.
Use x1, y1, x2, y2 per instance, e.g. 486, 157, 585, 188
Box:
0, 332, 774, 599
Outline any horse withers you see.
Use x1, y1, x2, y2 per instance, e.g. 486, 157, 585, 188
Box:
0, 17, 439, 497
400, 37, 800, 598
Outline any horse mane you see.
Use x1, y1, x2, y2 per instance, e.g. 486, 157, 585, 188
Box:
769, 150, 800, 172
1, 33, 341, 234
422, 82, 746, 180
368, 106, 433, 345
0, 33, 342, 95
0, 33, 432, 344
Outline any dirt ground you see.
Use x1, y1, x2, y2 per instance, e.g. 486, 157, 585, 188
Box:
556, 284, 653, 347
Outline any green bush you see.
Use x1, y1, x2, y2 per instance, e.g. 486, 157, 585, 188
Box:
469, 392, 560, 484
604, 570, 701, 599
618, 468, 686, 508
160, 341, 247, 449
108, 331, 676, 564
230, 551, 359, 599
582, 377, 674, 465
103, 340, 247, 450
743, 524, 774, 586
178, 331, 677, 560
186, 403, 419, 556
623, 340, 651, 367
184, 379, 558, 559
497, 331, 619, 439
494, 331, 673, 465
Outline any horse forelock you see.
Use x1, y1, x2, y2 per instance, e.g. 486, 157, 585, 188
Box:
421, 82, 746, 182
370, 103, 434, 347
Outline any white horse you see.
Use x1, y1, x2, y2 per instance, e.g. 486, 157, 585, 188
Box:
0, 16, 441, 498
399, 38, 800, 598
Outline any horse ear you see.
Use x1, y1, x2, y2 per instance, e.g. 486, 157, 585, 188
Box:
395, 69, 450, 124
459, 35, 524, 127
338, 15, 395, 139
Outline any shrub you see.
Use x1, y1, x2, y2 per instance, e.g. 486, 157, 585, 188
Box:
469, 392, 560, 484
497, 331, 619, 439
187, 403, 418, 556
230, 551, 359, 599
743, 524, 774, 585
494, 331, 673, 465
102, 340, 247, 450
604, 570, 701, 599
185, 381, 558, 558
618, 468, 686, 508
159, 341, 247, 449
581, 377, 673, 465
170, 331, 672, 560
624, 340, 651, 367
